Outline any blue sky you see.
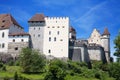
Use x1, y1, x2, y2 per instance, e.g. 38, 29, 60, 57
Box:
0, 0, 120, 61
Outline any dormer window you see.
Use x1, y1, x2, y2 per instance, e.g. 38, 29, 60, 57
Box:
2, 20, 5, 22
1, 26, 4, 28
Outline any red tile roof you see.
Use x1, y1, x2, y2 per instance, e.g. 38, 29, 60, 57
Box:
28, 14, 45, 22
9, 32, 29, 36
0, 14, 23, 29
102, 28, 110, 35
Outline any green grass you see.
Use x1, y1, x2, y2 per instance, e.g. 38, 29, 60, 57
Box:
0, 66, 115, 80
0, 66, 45, 80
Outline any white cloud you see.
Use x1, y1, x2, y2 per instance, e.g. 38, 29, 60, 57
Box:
73, 1, 108, 31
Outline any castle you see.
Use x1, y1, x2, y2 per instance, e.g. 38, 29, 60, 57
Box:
0, 14, 110, 62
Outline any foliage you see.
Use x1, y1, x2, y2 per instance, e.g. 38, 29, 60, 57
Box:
108, 63, 120, 80
114, 32, 120, 58
14, 72, 18, 80
19, 48, 46, 73
44, 59, 67, 80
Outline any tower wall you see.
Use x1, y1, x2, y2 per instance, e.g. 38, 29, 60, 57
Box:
29, 22, 45, 53
43, 17, 69, 58
101, 35, 110, 62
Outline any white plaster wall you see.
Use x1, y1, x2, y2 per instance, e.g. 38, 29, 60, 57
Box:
9, 24, 24, 33
0, 29, 9, 53
43, 17, 69, 58
9, 36, 29, 42
88, 29, 101, 45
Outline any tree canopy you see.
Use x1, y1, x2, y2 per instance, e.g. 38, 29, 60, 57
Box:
114, 31, 120, 62
19, 48, 46, 73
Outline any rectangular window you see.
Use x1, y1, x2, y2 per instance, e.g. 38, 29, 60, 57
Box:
57, 31, 59, 35
49, 31, 51, 35
13, 39, 15, 42
54, 37, 56, 41
21, 39, 24, 42
48, 49, 51, 53
38, 34, 40, 37
49, 37, 51, 41
2, 43, 5, 48
15, 47, 18, 50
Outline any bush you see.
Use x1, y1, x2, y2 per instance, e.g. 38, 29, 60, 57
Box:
108, 63, 120, 80
44, 65, 66, 80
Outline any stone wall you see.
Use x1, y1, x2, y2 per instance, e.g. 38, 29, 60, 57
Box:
8, 42, 29, 57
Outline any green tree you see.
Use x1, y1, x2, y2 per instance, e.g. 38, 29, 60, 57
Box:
108, 63, 120, 80
19, 48, 46, 73
114, 31, 120, 62
44, 59, 67, 80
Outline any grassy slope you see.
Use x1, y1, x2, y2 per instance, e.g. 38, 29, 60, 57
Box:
0, 66, 115, 80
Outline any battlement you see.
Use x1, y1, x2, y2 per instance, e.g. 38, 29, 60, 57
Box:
45, 17, 69, 20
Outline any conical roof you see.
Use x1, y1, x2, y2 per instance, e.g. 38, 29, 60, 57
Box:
102, 28, 110, 35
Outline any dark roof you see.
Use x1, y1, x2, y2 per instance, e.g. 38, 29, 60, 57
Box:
102, 28, 110, 35
69, 26, 76, 33
0, 14, 23, 29
28, 14, 45, 22
9, 32, 29, 36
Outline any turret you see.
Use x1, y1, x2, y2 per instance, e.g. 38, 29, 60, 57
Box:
69, 26, 76, 41
101, 28, 110, 62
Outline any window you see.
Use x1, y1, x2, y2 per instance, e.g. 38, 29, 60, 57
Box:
0, 44, 1, 48
38, 34, 40, 37
62, 26, 65, 28
49, 31, 51, 35
33, 34, 35, 37
54, 37, 56, 41
39, 27, 40, 30
34, 27, 35, 30
48, 26, 50, 28
57, 31, 59, 35
49, 37, 51, 41
2, 20, 5, 22
48, 49, 51, 53
60, 39, 63, 41
2, 43, 5, 48
15, 47, 18, 50
21, 39, 24, 42
2, 32, 4, 38
57, 26, 60, 28
52, 26, 54, 28
13, 39, 15, 42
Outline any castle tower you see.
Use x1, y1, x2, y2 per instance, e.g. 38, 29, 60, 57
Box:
101, 28, 110, 62
28, 14, 45, 53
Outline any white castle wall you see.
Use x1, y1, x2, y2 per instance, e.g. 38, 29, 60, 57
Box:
0, 29, 9, 53
43, 17, 69, 58
9, 35, 29, 42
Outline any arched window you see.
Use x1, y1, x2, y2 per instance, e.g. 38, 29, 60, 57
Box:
2, 32, 4, 38
2, 43, 5, 48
